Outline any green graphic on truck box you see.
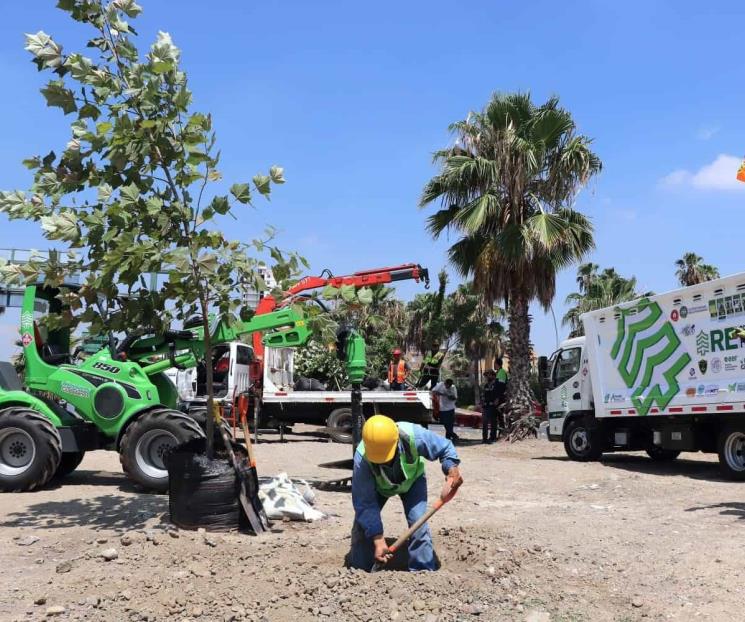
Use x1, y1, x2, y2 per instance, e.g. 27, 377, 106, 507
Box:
610, 299, 692, 416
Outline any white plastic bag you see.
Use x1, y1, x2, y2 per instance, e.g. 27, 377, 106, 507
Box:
258, 473, 325, 522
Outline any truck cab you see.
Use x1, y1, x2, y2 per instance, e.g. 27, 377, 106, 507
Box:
545, 337, 594, 445
166, 341, 253, 410
544, 337, 596, 460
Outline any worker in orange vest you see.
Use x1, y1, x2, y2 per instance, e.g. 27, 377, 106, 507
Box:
388, 348, 409, 390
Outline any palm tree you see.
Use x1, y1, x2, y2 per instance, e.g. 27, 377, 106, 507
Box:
563, 265, 647, 337
406, 270, 449, 354
575, 262, 599, 294
450, 282, 505, 404
420, 92, 601, 419
675, 252, 720, 287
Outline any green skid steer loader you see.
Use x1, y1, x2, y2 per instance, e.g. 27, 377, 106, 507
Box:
0, 283, 310, 493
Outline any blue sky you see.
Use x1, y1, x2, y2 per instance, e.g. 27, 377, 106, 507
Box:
1, 0, 744, 360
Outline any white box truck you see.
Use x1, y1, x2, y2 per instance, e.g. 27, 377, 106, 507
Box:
543, 272, 745, 479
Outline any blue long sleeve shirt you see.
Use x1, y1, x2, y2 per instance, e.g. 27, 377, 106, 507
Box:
352, 424, 460, 539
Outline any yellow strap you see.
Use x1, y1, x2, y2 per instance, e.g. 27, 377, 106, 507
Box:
211, 401, 223, 424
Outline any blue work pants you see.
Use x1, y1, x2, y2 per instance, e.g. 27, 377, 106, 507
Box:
348, 474, 435, 571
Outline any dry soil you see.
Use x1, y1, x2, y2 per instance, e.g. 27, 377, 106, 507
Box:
2, 424, 745, 622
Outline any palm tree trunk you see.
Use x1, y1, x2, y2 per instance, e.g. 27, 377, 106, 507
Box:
505, 288, 534, 421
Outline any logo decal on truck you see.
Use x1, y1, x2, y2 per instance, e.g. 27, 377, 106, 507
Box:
611, 299, 692, 416
696, 331, 710, 356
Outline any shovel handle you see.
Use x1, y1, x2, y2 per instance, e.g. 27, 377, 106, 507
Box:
241, 415, 257, 468
388, 500, 441, 554
387, 487, 457, 555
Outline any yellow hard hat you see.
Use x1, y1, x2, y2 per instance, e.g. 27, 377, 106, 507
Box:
362, 415, 399, 464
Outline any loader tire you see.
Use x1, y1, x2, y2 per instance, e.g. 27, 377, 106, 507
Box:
54, 451, 86, 479
0, 407, 62, 492
120, 408, 204, 493
188, 407, 233, 448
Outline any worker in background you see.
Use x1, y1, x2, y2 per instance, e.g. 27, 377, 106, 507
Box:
432, 378, 458, 441
494, 357, 509, 430
388, 348, 409, 390
416, 342, 445, 389
481, 369, 498, 444
348, 415, 463, 571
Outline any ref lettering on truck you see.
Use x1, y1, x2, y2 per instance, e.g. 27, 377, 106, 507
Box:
542, 272, 745, 479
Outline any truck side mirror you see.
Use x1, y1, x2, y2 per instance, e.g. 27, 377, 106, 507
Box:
537, 356, 551, 388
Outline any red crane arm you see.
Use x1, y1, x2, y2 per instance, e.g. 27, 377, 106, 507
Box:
251, 263, 429, 365
286, 263, 429, 296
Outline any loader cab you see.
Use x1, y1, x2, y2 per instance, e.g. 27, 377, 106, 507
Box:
21, 284, 78, 372
545, 337, 588, 439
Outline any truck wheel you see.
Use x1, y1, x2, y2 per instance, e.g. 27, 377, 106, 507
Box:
646, 447, 680, 462
120, 408, 205, 493
54, 451, 86, 479
327, 408, 354, 444
717, 426, 745, 481
0, 407, 62, 492
563, 418, 602, 462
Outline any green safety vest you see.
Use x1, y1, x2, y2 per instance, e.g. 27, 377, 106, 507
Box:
423, 351, 444, 368
357, 422, 426, 497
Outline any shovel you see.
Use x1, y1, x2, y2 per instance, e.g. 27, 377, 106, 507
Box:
371, 483, 459, 572
217, 407, 269, 535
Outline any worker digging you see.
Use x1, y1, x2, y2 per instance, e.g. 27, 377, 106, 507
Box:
348, 414, 463, 572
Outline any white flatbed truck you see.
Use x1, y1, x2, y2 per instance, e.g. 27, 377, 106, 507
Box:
542, 272, 745, 479
169, 343, 432, 443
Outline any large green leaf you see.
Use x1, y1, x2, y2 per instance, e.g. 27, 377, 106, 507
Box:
40, 80, 77, 114
210, 195, 230, 215
25, 31, 64, 70
269, 165, 285, 184
357, 287, 373, 305
78, 103, 101, 120
253, 174, 271, 197
65, 53, 93, 80
340, 284, 357, 302
229, 183, 251, 204
322, 285, 340, 299
40, 211, 79, 242
119, 183, 140, 206
113, 0, 143, 18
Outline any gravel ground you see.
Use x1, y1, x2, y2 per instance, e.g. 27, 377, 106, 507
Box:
2, 423, 745, 621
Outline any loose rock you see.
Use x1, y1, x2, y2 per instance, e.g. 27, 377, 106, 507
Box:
100, 548, 119, 561
45, 606, 66, 616
55, 561, 72, 574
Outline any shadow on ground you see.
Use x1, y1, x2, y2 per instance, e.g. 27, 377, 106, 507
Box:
42, 469, 139, 492
532, 453, 726, 482
686, 502, 745, 520
249, 430, 332, 445
1, 491, 167, 532
455, 439, 490, 447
